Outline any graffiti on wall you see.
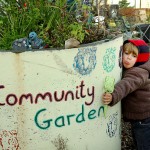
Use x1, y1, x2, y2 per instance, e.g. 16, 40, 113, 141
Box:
0, 81, 105, 130
103, 47, 116, 72
73, 47, 97, 75
106, 112, 118, 138
51, 134, 68, 150
0, 81, 94, 106
0, 130, 19, 150
0, 44, 121, 149
0, 81, 95, 106
34, 104, 105, 129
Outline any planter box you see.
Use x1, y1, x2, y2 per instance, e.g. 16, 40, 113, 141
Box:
0, 36, 123, 150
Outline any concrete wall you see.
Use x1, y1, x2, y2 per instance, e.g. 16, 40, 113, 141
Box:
0, 36, 123, 150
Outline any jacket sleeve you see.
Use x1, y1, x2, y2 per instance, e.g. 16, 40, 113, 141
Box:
109, 68, 149, 106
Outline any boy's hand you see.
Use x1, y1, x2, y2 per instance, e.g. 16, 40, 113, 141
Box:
102, 93, 112, 105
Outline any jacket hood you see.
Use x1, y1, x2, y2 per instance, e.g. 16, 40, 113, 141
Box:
138, 58, 150, 75
123, 39, 150, 67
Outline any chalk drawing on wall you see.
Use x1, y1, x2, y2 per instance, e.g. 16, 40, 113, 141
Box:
0, 130, 19, 150
106, 112, 118, 138
103, 47, 116, 72
51, 134, 68, 150
73, 47, 97, 75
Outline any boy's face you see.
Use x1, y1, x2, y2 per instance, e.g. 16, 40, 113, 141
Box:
122, 50, 138, 69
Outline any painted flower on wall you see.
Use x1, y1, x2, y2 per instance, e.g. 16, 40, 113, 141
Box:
73, 47, 97, 75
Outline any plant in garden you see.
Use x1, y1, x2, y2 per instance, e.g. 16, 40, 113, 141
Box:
68, 22, 88, 43
119, 0, 130, 8
0, 0, 81, 49
0, 0, 43, 50
0, 0, 123, 50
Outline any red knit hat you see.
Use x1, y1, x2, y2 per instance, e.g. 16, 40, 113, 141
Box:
123, 39, 150, 67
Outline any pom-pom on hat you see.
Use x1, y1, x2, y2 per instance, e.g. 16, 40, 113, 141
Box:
123, 39, 150, 67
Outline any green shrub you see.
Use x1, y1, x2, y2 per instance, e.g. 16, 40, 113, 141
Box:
0, 0, 83, 50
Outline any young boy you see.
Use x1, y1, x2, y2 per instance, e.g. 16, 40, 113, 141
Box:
102, 39, 150, 150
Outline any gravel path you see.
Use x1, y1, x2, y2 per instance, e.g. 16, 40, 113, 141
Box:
121, 118, 136, 150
